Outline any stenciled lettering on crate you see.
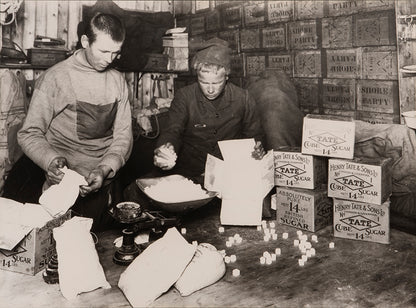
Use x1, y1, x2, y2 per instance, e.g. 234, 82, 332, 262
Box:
322, 16, 353, 48
363, 0, 395, 11
322, 79, 356, 111
267, 53, 293, 76
244, 1, 265, 26
289, 20, 319, 50
354, 10, 396, 46
294, 0, 324, 20
190, 15, 205, 35
262, 26, 286, 49
327, 0, 363, 17
294, 50, 322, 78
357, 80, 399, 114
222, 5, 242, 29
326, 48, 362, 78
362, 47, 397, 80
245, 54, 266, 76
357, 111, 399, 124
240, 28, 261, 50
205, 10, 220, 32
267, 1, 293, 23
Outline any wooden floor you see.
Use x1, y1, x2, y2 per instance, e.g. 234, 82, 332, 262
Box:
1, 200, 416, 307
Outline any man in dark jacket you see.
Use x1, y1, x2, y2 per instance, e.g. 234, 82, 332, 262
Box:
153, 38, 264, 179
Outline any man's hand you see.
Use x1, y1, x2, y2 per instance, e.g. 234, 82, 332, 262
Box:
79, 165, 112, 197
154, 142, 177, 170
46, 157, 67, 185
252, 140, 266, 160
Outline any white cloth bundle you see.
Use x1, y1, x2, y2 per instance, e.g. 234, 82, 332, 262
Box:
53, 216, 110, 300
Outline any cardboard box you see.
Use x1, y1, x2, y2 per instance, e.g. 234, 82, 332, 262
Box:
0, 210, 71, 275
276, 186, 332, 232
274, 147, 327, 189
204, 139, 275, 226
333, 198, 390, 244
302, 114, 355, 159
328, 157, 393, 205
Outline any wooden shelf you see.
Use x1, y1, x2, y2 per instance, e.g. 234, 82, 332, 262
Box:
0, 63, 51, 70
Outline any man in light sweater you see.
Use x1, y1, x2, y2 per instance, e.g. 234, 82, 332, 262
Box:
5, 13, 132, 231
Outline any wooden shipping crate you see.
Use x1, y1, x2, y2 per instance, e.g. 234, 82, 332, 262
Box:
262, 26, 287, 50
325, 48, 362, 79
326, 0, 363, 17
294, 50, 322, 78
333, 198, 390, 244
276, 186, 333, 232
322, 78, 356, 110
267, 0, 293, 23
205, 10, 220, 32
354, 10, 396, 46
356, 80, 399, 114
322, 16, 353, 48
222, 5, 242, 29
288, 20, 320, 50
243, 1, 265, 26
302, 114, 355, 159
328, 157, 393, 205
190, 15, 205, 36
361, 47, 398, 80
322, 109, 356, 119
267, 53, 293, 76
240, 28, 261, 51
218, 30, 240, 53
294, 78, 320, 110
274, 147, 327, 189
245, 54, 266, 76
294, 0, 324, 19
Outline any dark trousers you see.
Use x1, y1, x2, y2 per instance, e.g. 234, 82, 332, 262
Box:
3, 155, 123, 232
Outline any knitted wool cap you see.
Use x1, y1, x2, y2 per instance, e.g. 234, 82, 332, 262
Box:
191, 37, 231, 71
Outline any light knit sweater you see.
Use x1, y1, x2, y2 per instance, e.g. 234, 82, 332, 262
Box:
18, 49, 132, 179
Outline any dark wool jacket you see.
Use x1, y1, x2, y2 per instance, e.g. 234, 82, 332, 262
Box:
156, 82, 264, 177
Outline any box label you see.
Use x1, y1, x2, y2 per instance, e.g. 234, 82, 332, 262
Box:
289, 20, 319, 49
276, 187, 332, 232
268, 54, 292, 76
326, 48, 361, 78
190, 16, 205, 35
357, 80, 398, 113
362, 49, 397, 80
262, 26, 286, 49
322, 79, 356, 110
267, 1, 293, 23
328, 158, 392, 205
354, 11, 395, 46
333, 199, 390, 244
223, 6, 242, 28
327, 0, 363, 16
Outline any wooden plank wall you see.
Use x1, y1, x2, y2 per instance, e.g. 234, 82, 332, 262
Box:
1, 0, 172, 51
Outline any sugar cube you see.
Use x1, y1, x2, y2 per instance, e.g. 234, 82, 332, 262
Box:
282, 233, 288, 239
218, 226, 225, 233
181, 228, 187, 235
230, 255, 237, 262
329, 242, 335, 249
232, 269, 240, 277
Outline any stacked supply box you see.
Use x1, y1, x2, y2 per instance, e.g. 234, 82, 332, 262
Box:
302, 114, 355, 159
275, 186, 332, 232
328, 157, 393, 205
163, 29, 188, 71
333, 198, 390, 244
328, 156, 393, 244
274, 147, 327, 189
274, 147, 332, 232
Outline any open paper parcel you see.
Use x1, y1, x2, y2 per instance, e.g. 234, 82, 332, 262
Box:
204, 139, 275, 226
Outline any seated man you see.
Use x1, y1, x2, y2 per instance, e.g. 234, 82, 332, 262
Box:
153, 37, 265, 179
3, 13, 132, 231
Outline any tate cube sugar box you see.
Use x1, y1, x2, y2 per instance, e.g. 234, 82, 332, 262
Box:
274, 147, 327, 189
328, 157, 393, 205
333, 198, 390, 244
302, 114, 355, 159
275, 186, 333, 232
0, 210, 71, 275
